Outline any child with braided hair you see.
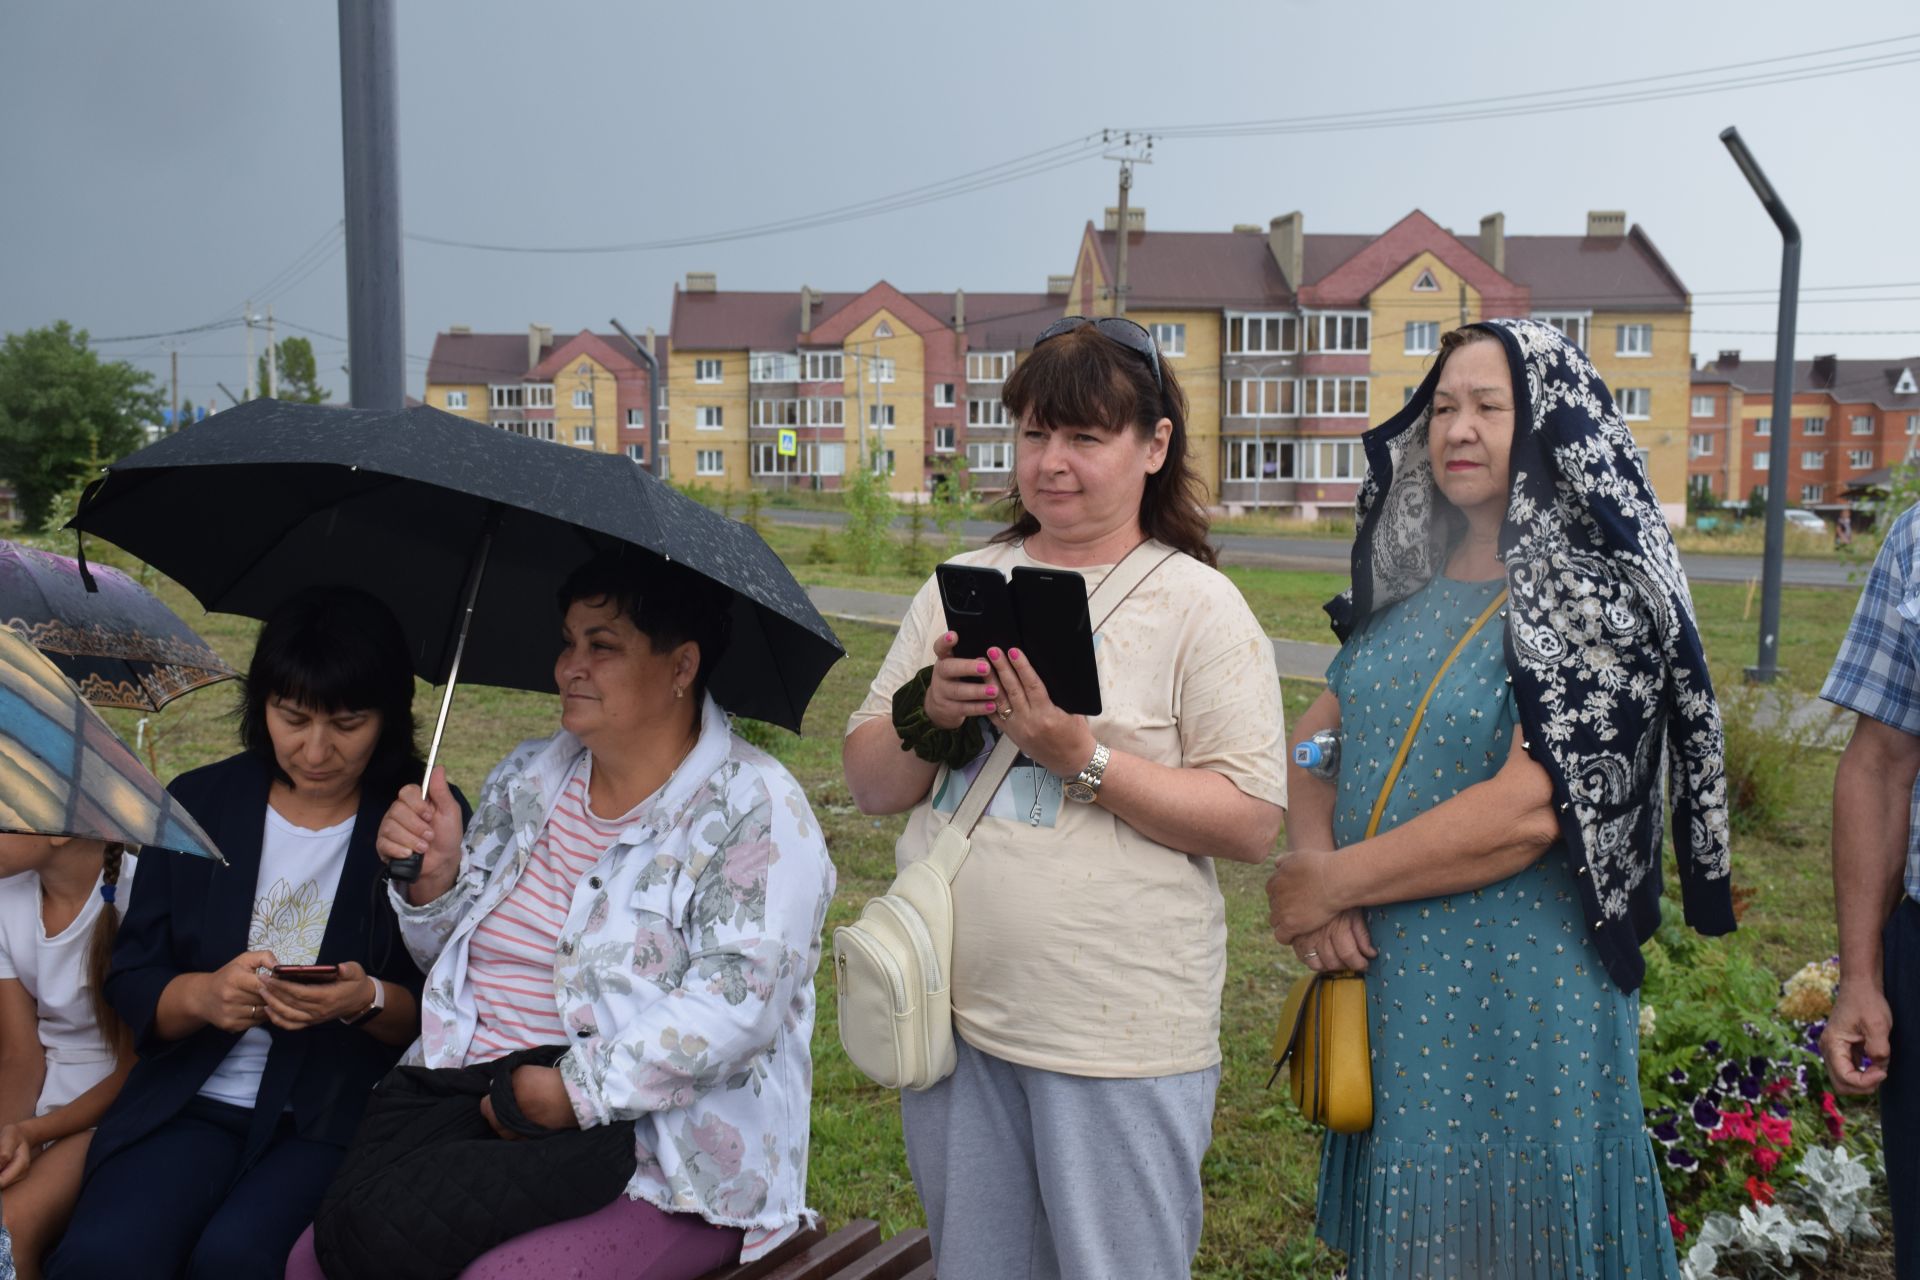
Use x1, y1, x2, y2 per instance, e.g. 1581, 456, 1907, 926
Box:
0, 836, 135, 1278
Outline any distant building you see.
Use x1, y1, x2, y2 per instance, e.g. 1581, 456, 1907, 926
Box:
423, 325, 664, 467
1690, 353, 1920, 513
1060, 207, 1693, 521
666, 276, 1058, 494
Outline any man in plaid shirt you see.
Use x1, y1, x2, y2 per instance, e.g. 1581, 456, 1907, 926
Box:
1821, 503, 1920, 1278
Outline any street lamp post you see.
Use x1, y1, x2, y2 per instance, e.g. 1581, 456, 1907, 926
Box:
1719, 126, 1801, 684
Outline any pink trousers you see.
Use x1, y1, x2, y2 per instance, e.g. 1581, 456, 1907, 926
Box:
282, 1193, 743, 1280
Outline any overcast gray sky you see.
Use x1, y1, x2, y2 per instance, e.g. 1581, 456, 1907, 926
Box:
3, 0, 1915, 410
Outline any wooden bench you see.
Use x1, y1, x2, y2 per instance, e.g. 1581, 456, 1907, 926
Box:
697, 1221, 933, 1280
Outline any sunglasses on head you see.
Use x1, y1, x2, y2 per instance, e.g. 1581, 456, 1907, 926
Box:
1034, 315, 1164, 394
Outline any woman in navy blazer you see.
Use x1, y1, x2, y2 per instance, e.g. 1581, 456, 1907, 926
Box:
49, 589, 461, 1280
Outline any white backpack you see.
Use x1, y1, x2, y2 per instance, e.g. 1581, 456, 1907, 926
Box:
832, 543, 1174, 1090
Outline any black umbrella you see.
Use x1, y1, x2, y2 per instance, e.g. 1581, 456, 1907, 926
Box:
70, 399, 845, 858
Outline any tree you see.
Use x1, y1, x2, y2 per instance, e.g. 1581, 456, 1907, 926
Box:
0, 323, 161, 529
256, 336, 331, 404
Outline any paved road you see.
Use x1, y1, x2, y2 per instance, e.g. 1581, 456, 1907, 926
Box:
770, 510, 1861, 587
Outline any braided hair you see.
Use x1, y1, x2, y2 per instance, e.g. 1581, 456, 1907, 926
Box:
86, 844, 131, 1060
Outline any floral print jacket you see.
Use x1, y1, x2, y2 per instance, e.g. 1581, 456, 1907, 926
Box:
390, 695, 835, 1260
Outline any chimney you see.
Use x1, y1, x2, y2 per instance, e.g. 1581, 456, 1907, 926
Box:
1813, 354, 1838, 388
1268, 212, 1304, 288
528, 323, 553, 370
1478, 212, 1506, 273
799, 286, 816, 335
685, 271, 717, 293
953, 290, 966, 333
1232, 223, 1262, 234
449, 324, 471, 335
1586, 210, 1627, 238
1102, 206, 1146, 233
1717, 350, 1741, 371
1046, 275, 1073, 296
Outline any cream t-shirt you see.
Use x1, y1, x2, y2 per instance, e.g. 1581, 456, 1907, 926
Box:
848, 540, 1287, 1078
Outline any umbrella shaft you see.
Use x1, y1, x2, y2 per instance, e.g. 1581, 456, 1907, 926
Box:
421, 521, 498, 790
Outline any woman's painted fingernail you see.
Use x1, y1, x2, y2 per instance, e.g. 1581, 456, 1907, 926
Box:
1010, 648, 1024, 662
985, 686, 998, 697
987, 647, 1003, 661
976, 662, 989, 675
985, 702, 997, 713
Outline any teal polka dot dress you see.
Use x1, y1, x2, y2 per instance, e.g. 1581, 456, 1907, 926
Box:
1314, 576, 1678, 1280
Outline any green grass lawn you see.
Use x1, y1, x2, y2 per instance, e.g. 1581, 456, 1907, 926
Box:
77, 539, 1862, 1278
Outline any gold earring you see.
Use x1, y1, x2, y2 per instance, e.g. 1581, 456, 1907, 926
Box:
674, 686, 685, 700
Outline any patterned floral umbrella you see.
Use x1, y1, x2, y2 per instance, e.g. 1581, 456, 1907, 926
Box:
0, 540, 236, 712
0, 623, 223, 860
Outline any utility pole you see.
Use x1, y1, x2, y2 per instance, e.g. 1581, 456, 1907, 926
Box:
338, 0, 406, 409
1459, 283, 1469, 327
170, 350, 179, 432
266, 303, 278, 399
854, 343, 869, 472
1101, 133, 1153, 317
1721, 126, 1801, 685
244, 299, 255, 401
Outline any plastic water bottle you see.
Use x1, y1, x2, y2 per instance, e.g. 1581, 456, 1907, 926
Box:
1293, 730, 1339, 780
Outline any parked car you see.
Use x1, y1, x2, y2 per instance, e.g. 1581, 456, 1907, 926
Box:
1784, 508, 1827, 534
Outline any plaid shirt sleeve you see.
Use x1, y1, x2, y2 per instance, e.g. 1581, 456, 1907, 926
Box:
1821, 507, 1920, 735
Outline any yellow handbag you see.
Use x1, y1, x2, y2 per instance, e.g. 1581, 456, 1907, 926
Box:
1269, 588, 1509, 1134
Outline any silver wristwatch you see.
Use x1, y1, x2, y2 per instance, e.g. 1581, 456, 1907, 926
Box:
1064, 743, 1110, 804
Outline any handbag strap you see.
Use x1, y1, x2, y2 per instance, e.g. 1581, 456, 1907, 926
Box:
929, 540, 1179, 874
1363, 587, 1509, 840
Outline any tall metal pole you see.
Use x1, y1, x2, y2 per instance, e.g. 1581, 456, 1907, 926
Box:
338, 0, 406, 409
266, 303, 278, 399
1720, 127, 1800, 684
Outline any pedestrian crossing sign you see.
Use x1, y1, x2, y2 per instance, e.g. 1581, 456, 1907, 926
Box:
777, 429, 798, 456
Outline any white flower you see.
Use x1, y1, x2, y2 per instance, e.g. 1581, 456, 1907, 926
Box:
1638, 1003, 1656, 1039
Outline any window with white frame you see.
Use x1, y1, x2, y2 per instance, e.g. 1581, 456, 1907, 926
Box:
1301, 377, 1369, 417
933, 426, 955, 452
871, 449, 895, 475
934, 383, 956, 408
967, 352, 1014, 382
1405, 321, 1439, 355
870, 404, 895, 428
1617, 388, 1651, 419
627, 408, 646, 430
574, 425, 595, 445
694, 359, 723, 384
1312, 440, 1365, 480
1227, 313, 1299, 355
491, 419, 517, 433
748, 351, 800, 383
1851, 415, 1875, 435
1690, 433, 1713, 458
1753, 451, 1769, 470
1227, 378, 1297, 417
754, 442, 845, 476
696, 406, 723, 430
866, 357, 895, 384
1803, 416, 1827, 436
1752, 482, 1768, 501
1755, 417, 1772, 437
1615, 324, 1653, 356
1801, 450, 1826, 469
526, 384, 555, 408
1802, 484, 1825, 504
1691, 395, 1715, 418
1849, 449, 1874, 469
966, 441, 1013, 472
1305, 312, 1370, 353
1689, 475, 1714, 498
625, 444, 644, 463
490, 385, 525, 409
1534, 313, 1589, 350
695, 449, 724, 476
801, 351, 844, 382
968, 399, 1009, 427
1150, 323, 1186, 357
530, 421, 556, 442
801, 398, 845, 427
573, 388, 593, 409
1909, 414, 1920, 436
444, 390, 468, 409
1225, 439, 1298, 482
751, 399, 797, 427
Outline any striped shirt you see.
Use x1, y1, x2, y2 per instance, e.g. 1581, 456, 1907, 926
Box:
465, 760, 632, 1064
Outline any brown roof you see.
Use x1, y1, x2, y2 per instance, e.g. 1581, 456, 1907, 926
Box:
954, 293, 1061, 351
425, 330, 661, 384
1501, 226, 1688, 312
1300, 235, 1373, 287
671, 288, 1061, 353
1092, 229, 1295, 309
1692, 356, 1920, 410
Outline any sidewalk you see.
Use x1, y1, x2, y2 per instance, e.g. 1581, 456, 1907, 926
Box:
806, 584, 1849, 745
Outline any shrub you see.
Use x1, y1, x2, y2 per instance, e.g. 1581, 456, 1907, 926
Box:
839, 464, 895, 575
804, 527, 837, 566
1718, 687, 1806, 837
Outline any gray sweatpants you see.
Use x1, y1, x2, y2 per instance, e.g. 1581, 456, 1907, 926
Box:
900, 1035, 1220, 1280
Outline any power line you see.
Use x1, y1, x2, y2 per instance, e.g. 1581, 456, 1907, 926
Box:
88, 318, 245, 345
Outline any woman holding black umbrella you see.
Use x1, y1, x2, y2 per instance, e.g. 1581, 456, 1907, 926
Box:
285, 554, 835, 1280
47, 588, 444, 1280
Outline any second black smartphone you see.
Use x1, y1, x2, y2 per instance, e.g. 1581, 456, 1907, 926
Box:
1010, 567, 1102, 717
935, 564, 1020, 662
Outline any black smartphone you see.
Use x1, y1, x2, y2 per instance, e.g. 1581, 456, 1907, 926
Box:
936, 564, 1020, 662
271, 964, 341, 985
1010, 567, 1102, 717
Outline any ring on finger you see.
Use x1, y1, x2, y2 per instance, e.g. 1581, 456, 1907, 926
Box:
997, 705, 1013, 721
1304, 949, 1319, 960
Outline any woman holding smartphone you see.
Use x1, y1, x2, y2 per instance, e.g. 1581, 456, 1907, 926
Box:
843, 318, 1289, 1280
48, 588, 455, 1280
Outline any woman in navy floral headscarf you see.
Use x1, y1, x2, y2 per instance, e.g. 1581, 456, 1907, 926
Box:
1267, 318, 1732, 1279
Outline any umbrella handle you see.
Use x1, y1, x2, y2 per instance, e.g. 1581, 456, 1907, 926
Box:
389, 509, 499, 885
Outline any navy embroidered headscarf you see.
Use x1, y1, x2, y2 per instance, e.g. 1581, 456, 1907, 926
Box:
1329, 317, 1734, 992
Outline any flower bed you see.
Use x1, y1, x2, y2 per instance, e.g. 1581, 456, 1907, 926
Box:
1638, 920, 1885, 1277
